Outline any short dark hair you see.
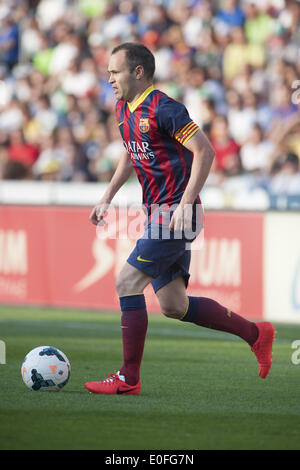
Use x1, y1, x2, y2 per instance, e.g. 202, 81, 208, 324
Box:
111, 42, 155, 80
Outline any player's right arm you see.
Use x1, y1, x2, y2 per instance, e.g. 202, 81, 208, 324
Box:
89, 150, 132, 226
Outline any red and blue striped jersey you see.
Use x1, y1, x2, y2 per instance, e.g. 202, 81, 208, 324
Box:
116, 85, 200, 209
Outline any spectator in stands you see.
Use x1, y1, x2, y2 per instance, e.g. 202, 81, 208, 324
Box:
240, 123, 275, 174
242, 0, 275, 45
3, 160, 31, 180
222, 26, 265, 82
60, 57, 97, 98
0, 10, 19, 70
38, 159, 61, 181
210, 115, 242, 177
269, 153, 300, 195
8, 128, 39, 168
270, 82, 299, 123
229, 90, 258, 144
0, 0, 299, 199
0, 146, 9, 179
216, 0, 245, 28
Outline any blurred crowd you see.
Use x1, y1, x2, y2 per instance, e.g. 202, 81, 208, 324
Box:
0, 0, 300, 197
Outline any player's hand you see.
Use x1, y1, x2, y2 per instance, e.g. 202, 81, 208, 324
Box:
169, 203, 193, 233
89, 202, 110, 226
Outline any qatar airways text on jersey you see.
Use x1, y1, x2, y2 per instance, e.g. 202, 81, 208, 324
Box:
123, 140, 155, 161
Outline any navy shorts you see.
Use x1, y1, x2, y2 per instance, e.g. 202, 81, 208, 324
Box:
127, 205, 203, 293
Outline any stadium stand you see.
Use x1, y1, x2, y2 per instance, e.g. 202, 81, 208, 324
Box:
0, 0, 300, 209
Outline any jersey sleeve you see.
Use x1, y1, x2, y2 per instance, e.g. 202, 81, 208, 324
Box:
156, 98, 200, 145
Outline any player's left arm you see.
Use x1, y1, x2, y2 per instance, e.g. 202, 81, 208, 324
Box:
170, 129, 215, 232
181, 128, 215, 205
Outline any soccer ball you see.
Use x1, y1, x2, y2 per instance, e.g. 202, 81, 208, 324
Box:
21, 346, 71, 391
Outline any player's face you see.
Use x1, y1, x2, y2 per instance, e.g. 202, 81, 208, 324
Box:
108, 50, 136, 102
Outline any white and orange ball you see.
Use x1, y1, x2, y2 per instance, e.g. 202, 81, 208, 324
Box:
21, 346, 70, 391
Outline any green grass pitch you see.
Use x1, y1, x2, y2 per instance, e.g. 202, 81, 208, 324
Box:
0, 305, 300, 450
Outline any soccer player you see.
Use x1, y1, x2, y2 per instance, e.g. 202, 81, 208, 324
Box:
85, 43, 275, 395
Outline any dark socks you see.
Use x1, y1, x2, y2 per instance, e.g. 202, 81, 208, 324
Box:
118, 294, 258, 386
119, 294, 148, 385
181, 296, 258, 346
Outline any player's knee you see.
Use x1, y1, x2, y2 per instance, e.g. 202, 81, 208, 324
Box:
161, 305, 185, 320
116, 271, 144, 297
116, 274, 131, 297
158, 292, 187, 320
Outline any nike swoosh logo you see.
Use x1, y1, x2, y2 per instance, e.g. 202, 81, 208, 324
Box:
116, 386, 137, 394
118, 120, 124, 126
137, 255, 152, 263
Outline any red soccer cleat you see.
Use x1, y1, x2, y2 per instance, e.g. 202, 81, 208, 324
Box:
251, 322, 276, 378
85, 372, 141, 395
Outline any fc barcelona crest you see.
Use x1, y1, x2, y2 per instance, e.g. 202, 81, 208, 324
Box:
139, 118, 150, 133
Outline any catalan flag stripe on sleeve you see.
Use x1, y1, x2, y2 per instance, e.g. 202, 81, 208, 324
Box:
174, 121, 200, 146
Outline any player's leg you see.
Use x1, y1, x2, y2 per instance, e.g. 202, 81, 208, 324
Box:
155, 276, 188, 320
116, 262, 153, 386
154, 251, 275, 378
85, 225, 187, 394
85, 262, 152, 394
116, 261, 153, 298
111, 232, 191, 389
156, 276, 259, 346
180, 295, 275, 378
